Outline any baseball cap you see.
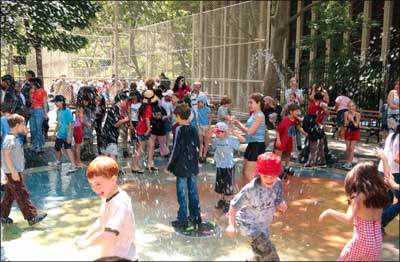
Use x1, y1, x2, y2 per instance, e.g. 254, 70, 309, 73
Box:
253, 152, 282, 176
51, 95, 66, 103
162, 89, 174, 97
213, 122, 228, 133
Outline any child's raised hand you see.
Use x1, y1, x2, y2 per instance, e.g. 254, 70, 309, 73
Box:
226, 224, 236, 238
319, 209, 332, 222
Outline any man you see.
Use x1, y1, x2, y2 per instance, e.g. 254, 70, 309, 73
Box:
284, 77, 303, 105
190, 81, 209, 113
21, 70, 35, 108
1, 75, 21, 114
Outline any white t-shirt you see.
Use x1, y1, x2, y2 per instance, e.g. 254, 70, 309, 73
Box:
285, 88, 303, 104
378, 133, 399, 174
160, 98, 174, 119
130, 102, 141, 122
335, 95, 351, 111
99, 188, 137, 260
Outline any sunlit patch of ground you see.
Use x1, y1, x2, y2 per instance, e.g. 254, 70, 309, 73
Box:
3, 172, 397, 261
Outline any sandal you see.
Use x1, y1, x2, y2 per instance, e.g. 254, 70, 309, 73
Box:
131, 169, 144, 174
147, 166, 159, 171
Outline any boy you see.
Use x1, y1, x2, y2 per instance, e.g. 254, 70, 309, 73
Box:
160, 89, 174, 148
51, 95, 77, 173
211, 122, 245, 212
102, 92, 130, 161
226, 152, 287, 261
75, 156, 137, 261
167, 105, 201, 229
274, 103, 306, 171
197, 95, 212, 163
1, 114, 47, 226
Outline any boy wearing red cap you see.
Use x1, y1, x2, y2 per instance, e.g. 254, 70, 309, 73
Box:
226, 152, 287, 261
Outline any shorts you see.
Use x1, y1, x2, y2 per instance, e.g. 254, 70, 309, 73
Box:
55, 138, 72, 151
274, 137, 293, 153
198, 125, 210, 136
164, 120, 172, 132
104, 143, 118, 156
244, 142, 266, 161
388, 114, 399, 132
345, 129, 360, 141
336, 109, 348, 127
215, 167, 235, 196
137, 134, 150, 141
250, 232, 280, 261
74, 126, 83, 144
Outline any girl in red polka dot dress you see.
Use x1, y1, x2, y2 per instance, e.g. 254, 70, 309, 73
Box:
319, 156, 390, 261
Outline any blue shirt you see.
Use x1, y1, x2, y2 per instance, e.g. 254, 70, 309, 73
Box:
198, 106, 211, 126
56, 107, 74, 139
1, 116, 24, 150
212, 135, 241, 168
245, 111, 265, 143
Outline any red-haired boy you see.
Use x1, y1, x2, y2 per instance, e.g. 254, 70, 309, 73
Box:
75, 156, 137, 261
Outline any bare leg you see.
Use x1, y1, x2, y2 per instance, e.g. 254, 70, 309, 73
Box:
55, 150, 62, 161
199, 133, 204, 158
147, 136, 155, 168
203, 134, 210, 158
348, 141, 356, 164
133, 140, 145, 170
345, 140, 351, 163
74, 143, 83, 167
65, 149, 76, 166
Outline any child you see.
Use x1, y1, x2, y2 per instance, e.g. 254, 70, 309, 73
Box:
102, 92, 130, 161
319, 158, 390, 261
217, 96, 232, 124
211, 122, 245, 212
274, 103, 306, 170
343, 100, 361, 170
1, 114, 47, 226
168, 105, 201, 229
81, 96, 96, 162
197, 95, 212, 163
128, 91, 141, 146
75, 156, 137, 261
226, 152, 287, 261
73, 104, 84, 167
51, 95, 78, 173
182, 95, 197, 130
160, 89, 174, 148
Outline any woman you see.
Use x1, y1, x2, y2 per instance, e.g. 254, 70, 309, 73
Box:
29, 77, 48, 153
378, 125, 400, 234
173, 76, 191, 100
387, 80, 400, 133
233, 93, 265, 183
335, 89, 351, 139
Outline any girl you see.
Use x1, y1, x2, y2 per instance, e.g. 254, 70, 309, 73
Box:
29, 77, 48, 153
319, 160, 390, 261
197, 95, 212, 163
73, 104, 84, 167
129, 91, 141, 147
94, 94, 106, 154
343, 101, 361, 170
132, 89, 156, 173
233, 93, 265, 183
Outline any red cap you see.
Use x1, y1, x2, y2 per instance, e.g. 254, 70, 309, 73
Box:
253, 152, 282, 176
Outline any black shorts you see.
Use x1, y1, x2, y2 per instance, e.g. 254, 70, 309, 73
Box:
55, 138, 72, 151
215, 167, 235, 196
244, 142, 265, 161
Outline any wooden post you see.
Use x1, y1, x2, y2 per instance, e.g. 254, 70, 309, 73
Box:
113, 1, 119, 84
381, 0, 393, 103
257, 1, 267, 80
295, 0, 304, 79
265, 1, 271, 50
309, 1, 317, 85
282, 1, 291, 67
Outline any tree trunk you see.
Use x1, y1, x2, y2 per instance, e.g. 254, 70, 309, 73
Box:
7, 44, 14, 75
129, 29, 142, 78
262, 1, 290, 97
35, 46, 43, 79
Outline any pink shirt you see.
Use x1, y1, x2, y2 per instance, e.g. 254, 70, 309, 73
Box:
335, 95, 351, 111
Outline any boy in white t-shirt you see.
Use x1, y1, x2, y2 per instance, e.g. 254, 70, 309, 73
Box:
75, 156, 137, 261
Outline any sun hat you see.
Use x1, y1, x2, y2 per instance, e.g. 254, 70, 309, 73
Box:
142, 89, 158, 104
197, 94, 208, 103
253, 152, 282, 176
213, 122, 228, 133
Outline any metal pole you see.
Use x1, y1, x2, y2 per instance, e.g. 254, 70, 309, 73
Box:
114, 1, 119, 85
128, 29, 131, 87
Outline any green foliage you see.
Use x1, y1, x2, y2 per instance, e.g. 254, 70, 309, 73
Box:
299, 1, 382, 109
0, 0, 101, 55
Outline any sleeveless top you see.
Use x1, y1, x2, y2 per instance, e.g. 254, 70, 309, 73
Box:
347, 115, 359, 131
245, 111, 265, 143
74, 110, 82, 127
388, 92, 399, 115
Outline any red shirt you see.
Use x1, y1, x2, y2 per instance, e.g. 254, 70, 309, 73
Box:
307, 99, 325, 124
276, 116, 296, 141
175, 85, 191, 100
31, 89, 47, 108
136, 105, 152, 135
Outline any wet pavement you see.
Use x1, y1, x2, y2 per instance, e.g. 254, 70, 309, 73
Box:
1, 143, 399, 261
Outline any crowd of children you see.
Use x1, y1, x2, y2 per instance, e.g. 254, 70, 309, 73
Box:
1, 71, 399, 261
